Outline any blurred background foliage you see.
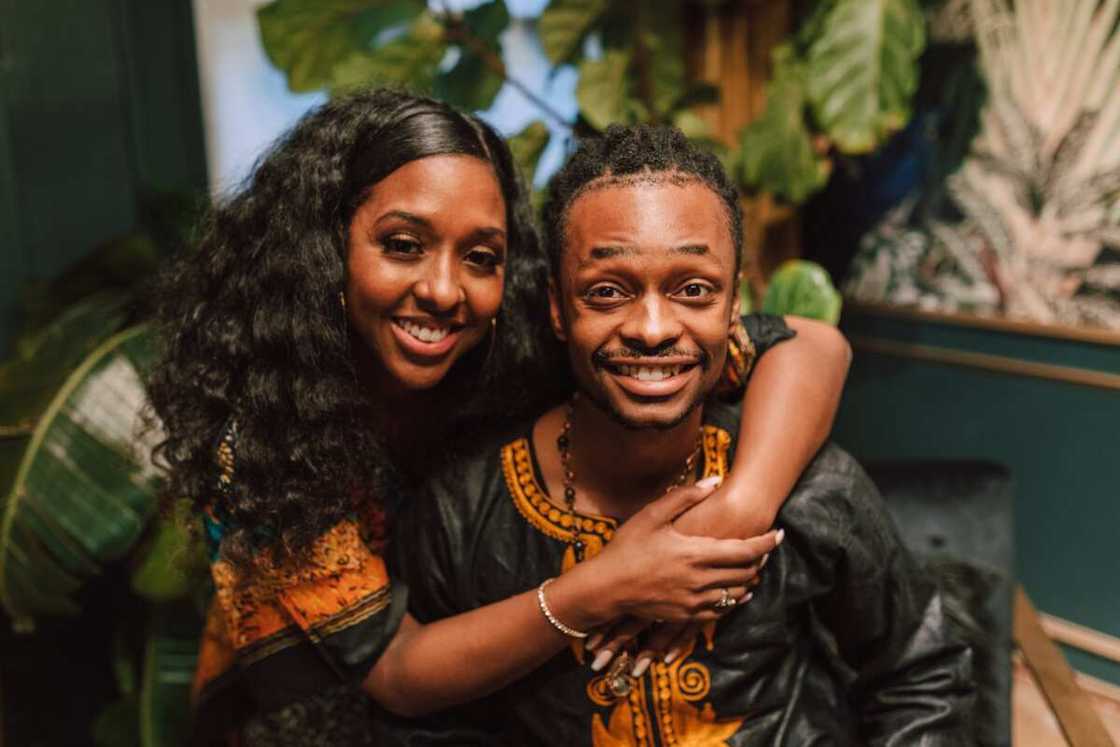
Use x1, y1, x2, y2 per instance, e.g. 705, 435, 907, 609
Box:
256, 0, 928, 207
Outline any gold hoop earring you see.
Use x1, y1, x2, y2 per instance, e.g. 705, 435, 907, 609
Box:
484, 316, 498, 367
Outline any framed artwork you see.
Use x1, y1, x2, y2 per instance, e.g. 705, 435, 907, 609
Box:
843, 0, 1120, 341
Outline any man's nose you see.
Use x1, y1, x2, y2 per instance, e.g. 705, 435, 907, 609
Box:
413, 252, 465, 312
620, 295, 683, 352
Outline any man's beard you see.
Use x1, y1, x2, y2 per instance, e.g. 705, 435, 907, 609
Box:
576, 380, 708, 431
577, 347, 711, 431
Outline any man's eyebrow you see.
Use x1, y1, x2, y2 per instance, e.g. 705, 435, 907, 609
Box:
589, 245, 638, 260
673, 244, 708, 255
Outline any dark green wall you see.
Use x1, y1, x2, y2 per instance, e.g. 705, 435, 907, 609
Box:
835, 309, 1120, 685
0, 0, 207, 353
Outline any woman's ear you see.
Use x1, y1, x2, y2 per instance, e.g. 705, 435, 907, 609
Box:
548, 278, 567, 341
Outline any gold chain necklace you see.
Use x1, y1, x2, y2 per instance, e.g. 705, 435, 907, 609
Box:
556, 395, 703, 562
556, 395, 703, 696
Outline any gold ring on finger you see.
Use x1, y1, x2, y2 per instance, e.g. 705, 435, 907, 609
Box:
713, 587, 736, 610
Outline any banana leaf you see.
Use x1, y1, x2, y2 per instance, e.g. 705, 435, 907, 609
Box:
138, 604, 200, 747
0, 324, 162, 629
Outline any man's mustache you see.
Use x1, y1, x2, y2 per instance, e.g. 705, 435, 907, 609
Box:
593, 347, 709, 366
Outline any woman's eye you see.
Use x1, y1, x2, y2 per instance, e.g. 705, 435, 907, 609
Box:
465, 247, 502, 269
383, 236, 422, 255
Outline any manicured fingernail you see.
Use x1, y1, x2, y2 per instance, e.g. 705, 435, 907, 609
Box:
586, 633, 604, 650
631, 656, 652, 678
696, 475, 722, 490
740, 591, 754, 604
775, 529, 785, 545
760, 553, 770, 568
663, 649, 680, 665
591, 649, 614, 672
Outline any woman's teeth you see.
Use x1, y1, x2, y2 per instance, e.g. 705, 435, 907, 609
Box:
617, 364, 685, 381
397, 320, 450, 343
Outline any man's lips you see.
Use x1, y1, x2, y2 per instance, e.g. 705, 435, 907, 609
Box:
390, 317, 465, 359
599, 358, 701, 398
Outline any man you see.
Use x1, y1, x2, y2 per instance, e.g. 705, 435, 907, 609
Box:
386, 125, 973, 745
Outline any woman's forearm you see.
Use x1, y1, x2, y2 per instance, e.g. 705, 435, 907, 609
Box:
729, 316, 850, 522
364, 560, 611, 716
675, 316, 850, 539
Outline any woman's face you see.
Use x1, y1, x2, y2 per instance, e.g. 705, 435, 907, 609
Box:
345, 155, 507, 391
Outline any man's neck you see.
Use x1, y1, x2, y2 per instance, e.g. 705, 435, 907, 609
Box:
533, 395, 705, 521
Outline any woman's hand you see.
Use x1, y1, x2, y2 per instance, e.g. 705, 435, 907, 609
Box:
573, 477, 781, 624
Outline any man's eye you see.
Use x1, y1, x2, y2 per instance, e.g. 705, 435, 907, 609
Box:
383, 236, 422, 255
678, 282, 713, 298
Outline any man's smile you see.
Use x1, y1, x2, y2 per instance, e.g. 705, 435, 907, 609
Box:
599, 357, 702, 398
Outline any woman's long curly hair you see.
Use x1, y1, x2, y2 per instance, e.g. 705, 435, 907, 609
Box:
147, 89, 560, 571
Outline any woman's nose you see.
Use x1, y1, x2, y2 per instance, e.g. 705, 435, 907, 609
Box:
413, 253, 465, 311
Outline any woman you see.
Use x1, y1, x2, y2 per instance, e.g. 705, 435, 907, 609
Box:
148, 90, 850, 744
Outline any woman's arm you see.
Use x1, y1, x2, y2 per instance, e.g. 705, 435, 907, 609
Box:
365, 482, 780, 717
673, 315, 851, 539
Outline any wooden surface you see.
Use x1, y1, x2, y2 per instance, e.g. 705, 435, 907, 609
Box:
1014, 587, 1116, 746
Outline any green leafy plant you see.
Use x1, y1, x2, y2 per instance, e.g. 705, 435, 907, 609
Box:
0, 196, 203, 745
255, 0, 926, 204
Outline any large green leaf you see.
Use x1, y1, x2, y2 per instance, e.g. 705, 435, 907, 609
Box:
762, 260, 843, 324
0, 294, 128, 430
0, 326, 162, 628
738, 51, 832, 203
258, 0, 422, 92
130, 508, 204, 603
507, 120, 551, 183
437, 52, 505, 112
805, 0, 926, 154
138, 605, 201, 747
576, 50, 633, 131
538, 0, 610, 66
330, 12, 448, 95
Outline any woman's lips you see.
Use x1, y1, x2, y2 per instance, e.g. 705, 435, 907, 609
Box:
390, 318, 463, 359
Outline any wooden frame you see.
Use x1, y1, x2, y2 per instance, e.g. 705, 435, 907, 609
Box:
1015, 587, 1116, 746
847, 301, 1120, 347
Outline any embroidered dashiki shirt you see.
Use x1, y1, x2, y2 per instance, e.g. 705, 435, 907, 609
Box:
382, 411, 975, 746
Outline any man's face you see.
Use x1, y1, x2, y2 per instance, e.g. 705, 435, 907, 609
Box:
550, 177, 739, 430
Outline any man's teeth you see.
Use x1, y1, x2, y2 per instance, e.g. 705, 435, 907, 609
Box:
398, 320, 450, 343
617, 364, 684, 381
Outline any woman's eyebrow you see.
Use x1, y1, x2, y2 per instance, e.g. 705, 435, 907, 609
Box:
375, 210, 432, 229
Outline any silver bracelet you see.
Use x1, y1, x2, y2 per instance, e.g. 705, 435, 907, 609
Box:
537, 578, 589, 639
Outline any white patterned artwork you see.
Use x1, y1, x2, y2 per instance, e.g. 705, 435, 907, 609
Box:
846, 0, 1120, 330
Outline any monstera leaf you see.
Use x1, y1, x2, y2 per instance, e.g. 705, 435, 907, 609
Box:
507, 120, 551, 183
258, 0, 423, 92
576, 50, 634, 131
0, 323, 163, 628
805, 0, 926, 153
738, 50, 832, 203
538, 0, 610, 66
330, 12, 448, 94
762, 260, 843, 324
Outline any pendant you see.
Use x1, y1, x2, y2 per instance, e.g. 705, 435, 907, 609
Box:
605, 652, 635, 697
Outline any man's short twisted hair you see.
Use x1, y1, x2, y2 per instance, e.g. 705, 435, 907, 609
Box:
542, 124, 743, 283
